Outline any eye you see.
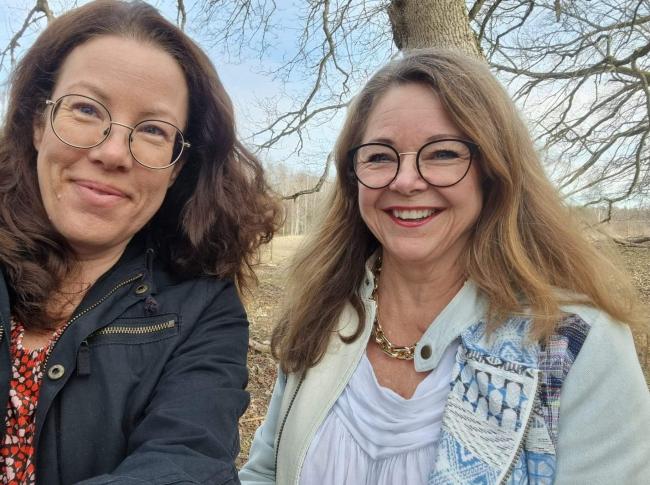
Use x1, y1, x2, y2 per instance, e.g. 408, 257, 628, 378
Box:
427, 149, 460, 160
419, 141, 470, 165
139, 124, 165, 136
366, 152, 395, 163
78, 104, 98, 116
135, 121, 175, 142
356, 145, 398, 164
68, 102, 103, 120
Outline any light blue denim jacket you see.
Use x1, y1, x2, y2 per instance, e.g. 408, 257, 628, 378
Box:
240, 267, 650, 485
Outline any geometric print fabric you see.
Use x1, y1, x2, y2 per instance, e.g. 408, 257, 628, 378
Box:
429, 313, 590, 484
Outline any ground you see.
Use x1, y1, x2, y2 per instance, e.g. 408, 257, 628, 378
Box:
237, 237, 650, 465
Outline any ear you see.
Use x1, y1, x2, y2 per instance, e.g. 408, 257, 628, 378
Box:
33, 117, 45, 151
168, 159, 186, 188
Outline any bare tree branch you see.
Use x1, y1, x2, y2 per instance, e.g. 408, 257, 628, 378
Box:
5, 0, 649, 210
177, 0, 187, 31
477, 0, 650, 207
282, 152, 332, 201
467, 1, 487, 21
1, 0, 54, 68
248, 338, 271, 354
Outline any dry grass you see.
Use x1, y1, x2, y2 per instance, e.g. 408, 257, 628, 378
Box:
238, 236, 650, 465
238, 236, 303, 467
619, 246, 650, 384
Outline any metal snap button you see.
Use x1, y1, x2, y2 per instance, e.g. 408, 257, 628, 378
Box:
47, 364, 65, 380
134, 284, 149, 295
420, 344, 432, 360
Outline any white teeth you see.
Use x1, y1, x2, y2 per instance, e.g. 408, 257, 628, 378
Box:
391, 208, 437, 220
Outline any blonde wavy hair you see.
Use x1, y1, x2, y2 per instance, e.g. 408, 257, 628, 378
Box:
272, 48, 642, 374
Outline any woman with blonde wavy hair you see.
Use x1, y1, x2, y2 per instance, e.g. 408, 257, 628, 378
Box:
240, 49, 649, 485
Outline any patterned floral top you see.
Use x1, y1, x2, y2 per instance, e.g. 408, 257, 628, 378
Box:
0, 320, 61, 485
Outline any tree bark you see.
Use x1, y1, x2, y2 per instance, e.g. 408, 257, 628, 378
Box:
388, 0, 482, 59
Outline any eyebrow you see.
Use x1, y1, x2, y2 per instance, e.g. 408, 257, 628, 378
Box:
365, 134, 468, 145
58, 81, 182, 125
61, 81, 110, 102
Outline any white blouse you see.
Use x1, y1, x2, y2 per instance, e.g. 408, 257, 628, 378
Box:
300, 341, 458, 485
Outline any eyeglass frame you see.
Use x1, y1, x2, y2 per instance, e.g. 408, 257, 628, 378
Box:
44, 94, 191, 170
349, 138, 479, 189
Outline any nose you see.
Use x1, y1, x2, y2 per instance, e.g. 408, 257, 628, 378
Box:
87, 122, 134, 171
389, 152, 428, 193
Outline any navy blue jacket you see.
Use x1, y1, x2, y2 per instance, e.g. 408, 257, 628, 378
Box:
0, 237, 249, 484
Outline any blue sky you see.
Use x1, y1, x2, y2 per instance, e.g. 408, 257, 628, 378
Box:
2, 1, 645, 206
0, 0, 353, 174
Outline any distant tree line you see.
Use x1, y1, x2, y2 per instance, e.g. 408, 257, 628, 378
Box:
265, 163, 334, 237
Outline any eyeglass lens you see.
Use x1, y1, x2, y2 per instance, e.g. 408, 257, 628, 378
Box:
50, 94, 185, 168
353, 140, 472, 188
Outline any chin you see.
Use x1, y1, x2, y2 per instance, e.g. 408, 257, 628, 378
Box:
384, 247, 438, 265
57, 223, 130, 255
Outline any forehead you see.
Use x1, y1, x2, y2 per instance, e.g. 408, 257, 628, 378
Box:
52, 35, 189, 126
362, 83, 464, 144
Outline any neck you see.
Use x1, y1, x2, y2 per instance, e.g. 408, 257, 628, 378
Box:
48, 242, 128, 326
375, 253, 465, 338
66, 243, 127, 289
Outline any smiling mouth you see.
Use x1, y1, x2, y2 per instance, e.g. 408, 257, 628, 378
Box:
76, 181, 127, 198
390, 208, 441, 221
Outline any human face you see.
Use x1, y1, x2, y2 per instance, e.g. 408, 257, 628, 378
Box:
33, 36, 188, 259
357, 83, 483, 272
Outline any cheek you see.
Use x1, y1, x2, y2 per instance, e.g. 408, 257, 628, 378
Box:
357, 186, 387, 244
136, 173, 174, 211
33, 122, 44, 152
35, 144, 59, 202
357, 185, 375, 224
461, 171, 484, 223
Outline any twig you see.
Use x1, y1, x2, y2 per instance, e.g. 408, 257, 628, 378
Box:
240, 415, 265, 423
282, 152, 332, 201
248, 338, 271, 354
613, 236, 650, 247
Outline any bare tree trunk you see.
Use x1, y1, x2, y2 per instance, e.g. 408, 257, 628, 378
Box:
388, 0, 482, 59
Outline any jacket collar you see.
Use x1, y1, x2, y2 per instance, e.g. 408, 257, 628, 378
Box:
0, 233, 149, 333
415, 280, 487, 371
72, 232, 151, 309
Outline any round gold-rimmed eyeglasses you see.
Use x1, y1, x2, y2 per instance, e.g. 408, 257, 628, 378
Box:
350, 139, 479, 189
45, 94, 190, 169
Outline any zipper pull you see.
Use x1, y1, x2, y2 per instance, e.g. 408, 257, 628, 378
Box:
77, 339, 91, 376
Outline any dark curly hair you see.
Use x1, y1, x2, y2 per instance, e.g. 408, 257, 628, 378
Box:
0, 0, 282, 329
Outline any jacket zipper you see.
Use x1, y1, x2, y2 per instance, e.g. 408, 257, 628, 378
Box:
91, 319, 175, 336
42, 273, 144, 375
498, 370, 541, 484
274, 372, 306, 474
77, 319, 175, 376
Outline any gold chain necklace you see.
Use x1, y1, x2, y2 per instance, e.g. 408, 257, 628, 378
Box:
370, 257, 416, 360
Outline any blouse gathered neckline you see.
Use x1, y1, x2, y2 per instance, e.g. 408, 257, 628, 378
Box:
299, 340, 458, 485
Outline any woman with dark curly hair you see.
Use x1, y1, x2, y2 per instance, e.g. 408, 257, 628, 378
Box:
0, 0, 281, 483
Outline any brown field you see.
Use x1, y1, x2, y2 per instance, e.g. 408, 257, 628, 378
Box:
238, 236, 650, 465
